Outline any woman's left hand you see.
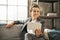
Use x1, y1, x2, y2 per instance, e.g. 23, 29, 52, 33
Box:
35, 29, 42, 37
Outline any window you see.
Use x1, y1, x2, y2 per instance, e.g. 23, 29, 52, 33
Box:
18, 6, 27, 20
8, 6, 17, 20
0, 0, 7, 4
0, 0, 28, 24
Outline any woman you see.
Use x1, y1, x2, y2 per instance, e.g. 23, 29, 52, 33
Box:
6, 4, 47, 40
24, 4, 45, 40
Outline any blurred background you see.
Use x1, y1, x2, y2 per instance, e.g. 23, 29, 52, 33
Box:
0, 0, 60, 29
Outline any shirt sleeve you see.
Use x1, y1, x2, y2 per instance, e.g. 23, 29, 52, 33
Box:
13, 19, 29, 25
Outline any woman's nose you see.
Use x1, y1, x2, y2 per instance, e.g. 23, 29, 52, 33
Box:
35, 12, 39, 14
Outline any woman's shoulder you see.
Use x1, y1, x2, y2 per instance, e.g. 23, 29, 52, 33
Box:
37, 18, 45, 24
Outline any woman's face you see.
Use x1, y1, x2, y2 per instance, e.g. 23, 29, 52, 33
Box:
30, 7, 40, 19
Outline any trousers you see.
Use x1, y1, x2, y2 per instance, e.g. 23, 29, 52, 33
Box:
25, 33, 45, 40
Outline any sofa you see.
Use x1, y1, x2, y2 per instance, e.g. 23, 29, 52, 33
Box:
0, 24, 24, 40
0, 24, 60, 40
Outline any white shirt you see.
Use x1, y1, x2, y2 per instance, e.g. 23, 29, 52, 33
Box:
27, 20, 42, 35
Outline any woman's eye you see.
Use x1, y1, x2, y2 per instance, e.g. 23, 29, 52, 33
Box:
33, 10, 39, 12
37, 11, 39, 12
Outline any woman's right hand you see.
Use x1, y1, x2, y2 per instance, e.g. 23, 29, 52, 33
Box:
6, 21, 14, 28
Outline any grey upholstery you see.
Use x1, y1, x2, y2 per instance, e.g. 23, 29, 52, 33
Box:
0, 24, 23, 40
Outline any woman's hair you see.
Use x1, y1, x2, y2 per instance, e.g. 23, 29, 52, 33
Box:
30, 4, 40, 12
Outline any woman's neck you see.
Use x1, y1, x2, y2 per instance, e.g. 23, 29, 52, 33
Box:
32, 18, 37, 22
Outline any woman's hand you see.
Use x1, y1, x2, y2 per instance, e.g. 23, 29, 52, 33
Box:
6, 21, 14, 28
35, 29, 42, 37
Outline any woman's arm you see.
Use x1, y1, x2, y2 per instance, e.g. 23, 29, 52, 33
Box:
5, 18, 29, 28
5, 21, 25, 28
